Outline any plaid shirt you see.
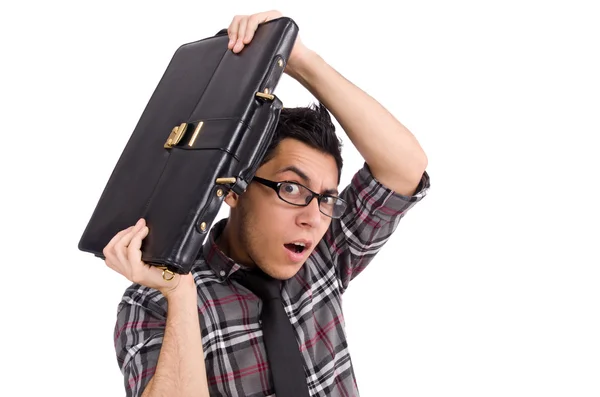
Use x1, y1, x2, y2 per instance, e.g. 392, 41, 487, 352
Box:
114, 163, 430, 396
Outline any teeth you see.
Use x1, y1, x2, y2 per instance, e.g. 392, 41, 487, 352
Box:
293, 242, 305, 247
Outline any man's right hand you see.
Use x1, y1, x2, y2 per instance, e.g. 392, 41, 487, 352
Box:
103, 218, 196, 299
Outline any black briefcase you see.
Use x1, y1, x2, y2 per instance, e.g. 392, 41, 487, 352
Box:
78, 17, 299, 274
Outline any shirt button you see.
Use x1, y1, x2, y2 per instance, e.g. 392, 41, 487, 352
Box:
219, 270, 226, 277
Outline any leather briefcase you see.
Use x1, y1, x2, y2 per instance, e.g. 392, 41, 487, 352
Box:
78, 17, 299, 274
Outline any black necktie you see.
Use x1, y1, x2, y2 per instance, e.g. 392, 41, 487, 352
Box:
234, 269, 311, 397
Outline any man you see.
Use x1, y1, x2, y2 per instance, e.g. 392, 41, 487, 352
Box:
104, 10, 430, 397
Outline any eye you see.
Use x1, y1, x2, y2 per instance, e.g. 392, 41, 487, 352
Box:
281, 183, 301, 196
320, 196, 336, 206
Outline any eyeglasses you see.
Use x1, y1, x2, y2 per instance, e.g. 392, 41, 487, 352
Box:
252, 176, 348, 219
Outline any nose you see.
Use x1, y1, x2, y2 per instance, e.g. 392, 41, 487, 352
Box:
297, 196, 322, 228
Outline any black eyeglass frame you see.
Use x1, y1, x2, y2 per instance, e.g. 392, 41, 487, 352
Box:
251, 175, 348, 219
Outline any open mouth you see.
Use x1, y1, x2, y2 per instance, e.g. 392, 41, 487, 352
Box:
284, 242, 307, 254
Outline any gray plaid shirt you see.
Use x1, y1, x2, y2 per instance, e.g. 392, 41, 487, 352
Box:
114, 163, 430, 396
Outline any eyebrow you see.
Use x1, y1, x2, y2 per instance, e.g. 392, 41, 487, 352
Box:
276, 165, 339, 195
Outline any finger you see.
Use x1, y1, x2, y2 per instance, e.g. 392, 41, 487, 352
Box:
127, 226, 152, 283
234, 17, 248, 52
127, 225, 149, 266
113, 219, 145, 271
256, 11, 279, 23
103, 223, 138, 268
254, 10, 282, 26
114, 238, 130, 275
243, 15, 263, 44
110, 219, 144, 246
241, 10, 282, 46
104, 225, 134, 255
115, 219, 145, 250
228, 15, 242, 49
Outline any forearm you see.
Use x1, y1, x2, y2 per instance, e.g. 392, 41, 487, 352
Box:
287, 49, 428, 196
141, 289, 208, 397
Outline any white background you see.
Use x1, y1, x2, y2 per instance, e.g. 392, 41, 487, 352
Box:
1, 0, 599, 396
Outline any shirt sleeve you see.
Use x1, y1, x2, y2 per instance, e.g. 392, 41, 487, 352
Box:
323, 162, 431, 293
113, 284, 168, 397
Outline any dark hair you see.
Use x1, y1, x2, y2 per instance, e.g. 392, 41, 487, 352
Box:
259, 102, 343, 183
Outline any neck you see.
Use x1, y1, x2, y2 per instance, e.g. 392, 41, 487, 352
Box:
215, 219, 255, 268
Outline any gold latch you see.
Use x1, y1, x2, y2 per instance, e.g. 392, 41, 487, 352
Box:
215, 177, 237, 184
255, 91, 274, 101
164, 122, 188, 148
215, 176, 248, 195
188, 121, 204, 147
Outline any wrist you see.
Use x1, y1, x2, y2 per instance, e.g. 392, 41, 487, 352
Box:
160, 273, 197, 302
285, 46, 320, 82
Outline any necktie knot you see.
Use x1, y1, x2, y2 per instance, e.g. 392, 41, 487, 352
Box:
235, 269, 282, 301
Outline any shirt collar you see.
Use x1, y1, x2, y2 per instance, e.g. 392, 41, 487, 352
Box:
201, 218, 247, 281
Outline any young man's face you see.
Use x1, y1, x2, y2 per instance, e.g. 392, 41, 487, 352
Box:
224, 137, 339, 280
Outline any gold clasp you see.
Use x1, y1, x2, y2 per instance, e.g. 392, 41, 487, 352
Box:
215, 177, 237, 184
164, 122, 188, 148
188, 121, 204, 147
156, 266, 175, 281
255, 91, 274, 101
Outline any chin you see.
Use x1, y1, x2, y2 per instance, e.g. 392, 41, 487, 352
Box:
253, 245, 313, 280
260, 262, 305, 281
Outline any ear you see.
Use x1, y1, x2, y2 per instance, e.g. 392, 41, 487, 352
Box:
223, 190, 239, 208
